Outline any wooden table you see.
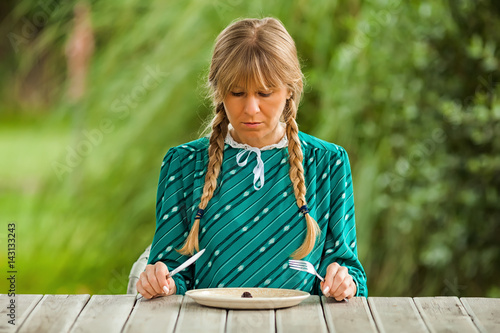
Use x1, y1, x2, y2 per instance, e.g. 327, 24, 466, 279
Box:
1, 294, 499, 332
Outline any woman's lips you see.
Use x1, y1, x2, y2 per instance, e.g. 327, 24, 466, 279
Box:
243, 122, 261, 128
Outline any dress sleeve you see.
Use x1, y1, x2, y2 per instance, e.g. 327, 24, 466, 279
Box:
147, 147, 193, 295
316, 147, 368, 297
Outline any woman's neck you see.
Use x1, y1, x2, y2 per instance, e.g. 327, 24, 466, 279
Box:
229, 124, 286, 149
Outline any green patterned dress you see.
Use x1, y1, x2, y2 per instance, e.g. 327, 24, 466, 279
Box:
147, 131, 368, 296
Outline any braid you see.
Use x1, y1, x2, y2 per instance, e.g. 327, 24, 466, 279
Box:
177, 103, 228, 255
284, 98, 321, 259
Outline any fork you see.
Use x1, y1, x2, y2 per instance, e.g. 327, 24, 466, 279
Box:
288, 259, 324, 282
288, 259, 348, 302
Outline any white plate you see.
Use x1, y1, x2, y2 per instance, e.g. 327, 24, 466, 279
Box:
185, 287, 310, 309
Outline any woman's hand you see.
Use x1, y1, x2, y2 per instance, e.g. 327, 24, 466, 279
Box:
136, 261, 177, 299
320, 262, 356, 301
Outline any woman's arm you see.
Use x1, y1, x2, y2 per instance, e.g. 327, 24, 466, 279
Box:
316, 146, 368, 297
146, 147, 194, 295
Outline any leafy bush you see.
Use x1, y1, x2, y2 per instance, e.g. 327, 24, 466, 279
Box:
0, 0, 498, 296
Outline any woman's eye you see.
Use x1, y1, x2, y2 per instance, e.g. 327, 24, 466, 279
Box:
259, 92, 272, 97
231, 92, 244, 97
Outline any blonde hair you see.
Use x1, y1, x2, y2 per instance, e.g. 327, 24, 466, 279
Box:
178, 17, 320, 259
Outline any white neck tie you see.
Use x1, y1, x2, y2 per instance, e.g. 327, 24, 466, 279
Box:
236, 147, 265, 191
224, 124, 288, 191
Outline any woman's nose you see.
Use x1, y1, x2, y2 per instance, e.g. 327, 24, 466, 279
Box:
244, 95, 260, 115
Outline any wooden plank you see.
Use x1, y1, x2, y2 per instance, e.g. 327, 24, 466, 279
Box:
123, 295, 183, 333
322, 296, 378, 333
69, 295, 135, 333
461, 298, 500, 333
19, 295, 90, 333
226, 309, 274, 333
276, 295, 326, 333
414, 297, 479, 333
0, 294, 43, 333
368, 297, 428, 333
175, 296, 226, 333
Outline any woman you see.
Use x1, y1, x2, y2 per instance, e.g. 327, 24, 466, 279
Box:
137, 17, 367, 301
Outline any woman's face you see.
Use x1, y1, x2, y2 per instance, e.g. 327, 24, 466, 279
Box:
223, 82, 291, 148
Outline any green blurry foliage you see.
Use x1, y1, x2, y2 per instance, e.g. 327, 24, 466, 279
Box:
0, 0, 498, 296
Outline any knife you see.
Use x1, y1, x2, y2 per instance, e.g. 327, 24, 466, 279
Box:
167, 248, 205, 278
136, 248, 205, 300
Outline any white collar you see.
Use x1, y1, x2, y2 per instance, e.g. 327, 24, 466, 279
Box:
224, 124, 288, 190
224, 123, 288, 150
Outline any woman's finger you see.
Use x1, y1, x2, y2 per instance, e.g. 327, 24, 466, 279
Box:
153, 262, 170, 294
322, 262, 341, 296
136, 284, 149, 299
335, 282, 355, 301
330, 266, 349, 293
145, 262, 167, 295
346, 281, 356, 299
137, 273, 155, 299
331, 272, 354, 301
